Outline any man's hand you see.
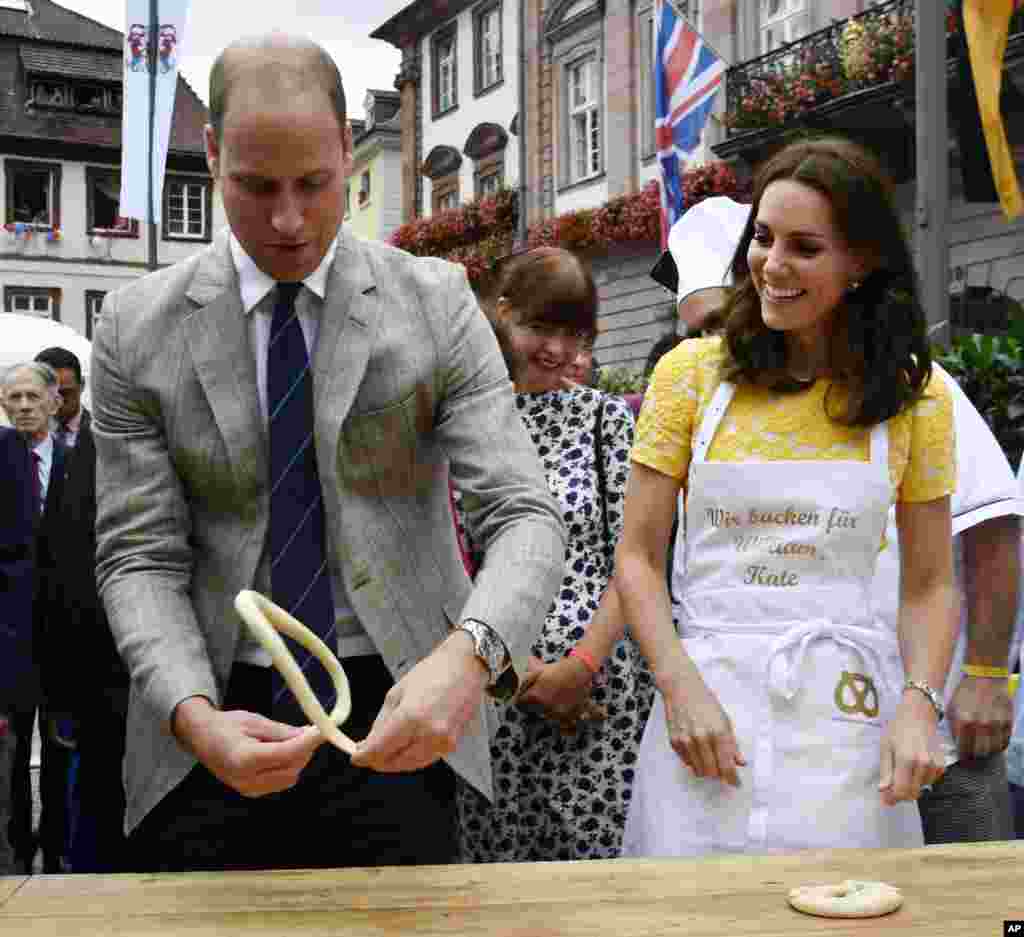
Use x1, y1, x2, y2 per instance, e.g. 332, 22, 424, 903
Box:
948, 675, 1014, 760
351, 632, 488, 773
172, 696, 323, 797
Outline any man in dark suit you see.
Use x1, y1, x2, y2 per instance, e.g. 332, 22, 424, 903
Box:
35, 346, 89, 452
35, 347, 129, 872
92, 34, 565, 873
0, 425, 37, 874
1, 361, 69, 874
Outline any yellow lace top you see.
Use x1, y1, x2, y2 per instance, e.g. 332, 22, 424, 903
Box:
634, 336, 955, 502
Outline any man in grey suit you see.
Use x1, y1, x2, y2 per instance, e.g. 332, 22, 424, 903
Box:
92, 34, 565, 872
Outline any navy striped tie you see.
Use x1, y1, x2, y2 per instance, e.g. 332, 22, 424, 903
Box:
267, 281, 337, 721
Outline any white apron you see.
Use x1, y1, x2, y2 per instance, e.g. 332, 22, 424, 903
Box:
623, 382, 924, 857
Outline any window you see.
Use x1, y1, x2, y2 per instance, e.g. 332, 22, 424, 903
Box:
86, 168, 137, 236
85, 290, 107, 340
473, 149, 505, 200
478, 171, 502, 198
358, 171, 371, 207
432, 25, 458, 118
760, 0, 809, 54
474, 2, 503, 95
29, 79, 72, 109
5, 159, 61, 229
4, 286, 60, 320
163, 176, 211, 241
433, 175, 460, 214
26, 76, 121, 113
569, 58, 601, 183
73, 83, 122, 113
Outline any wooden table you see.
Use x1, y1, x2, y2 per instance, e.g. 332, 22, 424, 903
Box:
1, 841, 1021, 936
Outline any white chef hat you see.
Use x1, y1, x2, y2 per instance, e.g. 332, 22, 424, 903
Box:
668, 195, 751, 303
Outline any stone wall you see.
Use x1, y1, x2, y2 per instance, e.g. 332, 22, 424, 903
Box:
590, 241, 676, 372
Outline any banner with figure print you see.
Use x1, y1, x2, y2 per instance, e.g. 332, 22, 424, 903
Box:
119, 0, 192, 224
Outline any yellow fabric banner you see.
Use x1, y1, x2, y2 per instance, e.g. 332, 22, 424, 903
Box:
963, 0, 1023, 220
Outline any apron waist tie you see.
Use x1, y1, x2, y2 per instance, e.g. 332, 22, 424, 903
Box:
765, 620, 898, 702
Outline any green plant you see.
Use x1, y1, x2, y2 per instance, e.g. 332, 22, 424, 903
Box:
596, 366, 648, 396
934, 301, 1024, 468
839, 7, 915, 85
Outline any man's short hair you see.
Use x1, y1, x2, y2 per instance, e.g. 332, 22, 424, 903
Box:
208, 35, 347, 141
1, 360, 58, 395
35, 346, 83, 386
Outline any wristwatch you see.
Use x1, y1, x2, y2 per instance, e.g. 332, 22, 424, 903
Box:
903, 680, 944, 723
458, 618, 514, 699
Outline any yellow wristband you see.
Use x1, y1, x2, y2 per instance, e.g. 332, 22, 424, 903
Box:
962, 664, 1010, 679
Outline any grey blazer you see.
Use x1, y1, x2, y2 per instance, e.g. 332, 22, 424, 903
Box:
92, 229, 566, 834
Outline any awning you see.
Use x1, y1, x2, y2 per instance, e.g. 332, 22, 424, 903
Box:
20, 44, 122, 84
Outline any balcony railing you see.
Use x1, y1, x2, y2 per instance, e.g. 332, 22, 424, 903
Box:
724, 0, 1023, 137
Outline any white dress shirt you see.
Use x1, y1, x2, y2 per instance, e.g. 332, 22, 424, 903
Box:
32, 433, 55, 511
229, 233, 374, 665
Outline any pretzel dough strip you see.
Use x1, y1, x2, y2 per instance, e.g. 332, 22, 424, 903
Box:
234, 590, 357, 756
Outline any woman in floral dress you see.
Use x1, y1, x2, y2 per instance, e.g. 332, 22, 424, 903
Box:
456, 247, 654, 862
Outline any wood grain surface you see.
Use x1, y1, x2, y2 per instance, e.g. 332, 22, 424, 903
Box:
1, 841, 1021, 936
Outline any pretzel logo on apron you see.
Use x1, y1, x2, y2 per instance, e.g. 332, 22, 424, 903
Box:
834, 671, 879, 719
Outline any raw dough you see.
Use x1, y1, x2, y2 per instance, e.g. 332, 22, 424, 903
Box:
234, 590, 356, 755
787, 880, 903, 918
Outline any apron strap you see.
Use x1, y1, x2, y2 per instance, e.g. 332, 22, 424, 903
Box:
691, 381, 735, 466
766, 621, 899, 702
869, 421, 889, 475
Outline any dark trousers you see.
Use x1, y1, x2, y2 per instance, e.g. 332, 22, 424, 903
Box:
9, 706, 71, 873
1010, 783, 1024, 839
128, 655, 457, 872
68, 688, 129, 873
917, 753, 1014, 844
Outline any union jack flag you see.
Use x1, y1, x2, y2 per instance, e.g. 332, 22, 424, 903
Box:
655, 0, 725, 248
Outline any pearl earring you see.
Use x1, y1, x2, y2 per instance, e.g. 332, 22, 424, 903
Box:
848, 279, 861, 293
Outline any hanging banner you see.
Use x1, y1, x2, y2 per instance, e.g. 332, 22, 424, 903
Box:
962, 0, 1023, 221
119, 0, 192, 224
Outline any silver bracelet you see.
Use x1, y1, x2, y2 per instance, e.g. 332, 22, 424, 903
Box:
903, 680, 944, 723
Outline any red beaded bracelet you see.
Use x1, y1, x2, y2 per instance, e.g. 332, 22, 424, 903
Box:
568, 646, 600, 675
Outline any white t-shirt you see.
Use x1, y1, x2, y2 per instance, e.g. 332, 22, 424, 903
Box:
871, 367, 1023, 764
671, 366, 1024, 765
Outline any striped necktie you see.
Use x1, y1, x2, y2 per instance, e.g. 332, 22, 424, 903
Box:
267, 281, 337, 721
31, 450, 43, 513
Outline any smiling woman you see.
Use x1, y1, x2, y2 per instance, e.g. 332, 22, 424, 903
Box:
617, 136, 957, 861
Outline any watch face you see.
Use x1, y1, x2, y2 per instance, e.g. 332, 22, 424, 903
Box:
466, 622, 505, 688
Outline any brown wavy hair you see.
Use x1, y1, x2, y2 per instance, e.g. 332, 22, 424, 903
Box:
719, 136, 931, 426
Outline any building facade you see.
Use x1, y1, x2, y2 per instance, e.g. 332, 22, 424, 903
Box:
372, 0, 1024, 367
0, 0, 223, 340
373, 0, 521, 220
345, 89, 404, 242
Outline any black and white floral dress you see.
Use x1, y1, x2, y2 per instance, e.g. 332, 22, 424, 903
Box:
456, 386, 655, 862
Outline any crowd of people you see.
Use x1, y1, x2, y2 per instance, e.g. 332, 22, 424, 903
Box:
2, 35, 1023, 877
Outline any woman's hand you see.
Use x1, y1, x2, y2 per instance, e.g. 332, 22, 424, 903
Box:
878, 690, 945, 805
516, 655, 605, 733
661, 675, 746, 786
